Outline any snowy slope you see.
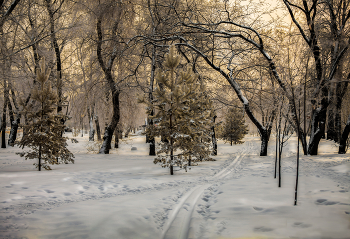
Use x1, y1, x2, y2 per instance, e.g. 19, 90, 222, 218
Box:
0, 134, 349, 239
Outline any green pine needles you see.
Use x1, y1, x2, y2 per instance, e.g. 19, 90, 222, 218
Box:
144, 45, 214, 175
16, 58, 74, 170
221, 107, 248, 145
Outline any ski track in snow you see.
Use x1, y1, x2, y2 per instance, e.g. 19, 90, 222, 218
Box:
158, 142, 254, 239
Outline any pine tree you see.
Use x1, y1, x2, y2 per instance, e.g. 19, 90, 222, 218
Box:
143, 45, 214, 175
221, 107, 248, 145
16, 58, 74, 171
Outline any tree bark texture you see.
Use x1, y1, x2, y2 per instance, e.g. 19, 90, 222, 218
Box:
94, 115, 101, 141
148, 45, 156, 155
338, 113, 350, 154
99, 91, 120, 154
1, 82, 8, 148
212, 116, 217, 156
45, 0, 63, 115
96, 12, 121, 154
308, 99, 328, 155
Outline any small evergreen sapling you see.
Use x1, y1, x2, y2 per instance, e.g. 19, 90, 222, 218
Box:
142, 45, 214, 175
16, 59, 74, 170
221, 107, 248, 145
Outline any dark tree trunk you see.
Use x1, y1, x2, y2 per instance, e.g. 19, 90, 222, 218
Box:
96, 13, 121, 154
335, 75, 349, 143
0, 114, 5, 148
8, 83, 20, 146
338, 113, 350, 154
260, 130, 269, 156
114, 126, 119, 148
149, 136, 155, 156
88, 107, 95, 141
212, 115, 217, 155
99, 91, 120, 154
1, 88, 8, 148
278, 143, 282, 188
308, 99, 328, 155
45, 0, 63, 116
8, 117, 19, 146
38, 145, 42, 171
7, 99, 19, 146
148, 45, 156, 153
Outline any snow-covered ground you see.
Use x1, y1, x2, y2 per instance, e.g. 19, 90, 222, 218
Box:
0, 133, 349, 239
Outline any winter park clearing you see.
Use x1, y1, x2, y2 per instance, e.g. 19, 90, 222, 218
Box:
0, 133, 349, 239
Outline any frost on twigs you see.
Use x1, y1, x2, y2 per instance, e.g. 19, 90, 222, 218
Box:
16, 58, 74, 170
142, 45, 214, 175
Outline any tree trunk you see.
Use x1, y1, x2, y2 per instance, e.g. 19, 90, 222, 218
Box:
149, 136, 155, 156
94, 115, 101, 141
1, 89, 8, 148
335, 74, 349, 143
89, 115, 95, 141
308, 99, 328, 155
80, 116, 84, 137
88, 106, 95, 141
278, 143, 282, 187
327, 106, 336, 141
212, 115, 217, 155
125, 127, 130, 138
338, 113, 350, 154
8, 82, 21, 146
45, 0, 63, 116
260, 129, 269, 156
148, 45, 156, 154
114, 126, 119, 148
38, 145, 42, 171
99, 91, 120, 154
7, 99, 19, 146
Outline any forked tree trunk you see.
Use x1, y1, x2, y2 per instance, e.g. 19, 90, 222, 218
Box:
308, 99, 328, 155
339, 113, 350, 154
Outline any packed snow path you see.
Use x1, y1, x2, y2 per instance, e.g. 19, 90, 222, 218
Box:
161, 146, 249, 239
0, 134, 349, 239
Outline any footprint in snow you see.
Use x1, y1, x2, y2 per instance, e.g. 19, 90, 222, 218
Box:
64, 192, 72, 196
254, 226, 274, 232
253, 206, 264, 211
45, 189, 55, 193
315, 199, 338, 205
293, 222, 311, 228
